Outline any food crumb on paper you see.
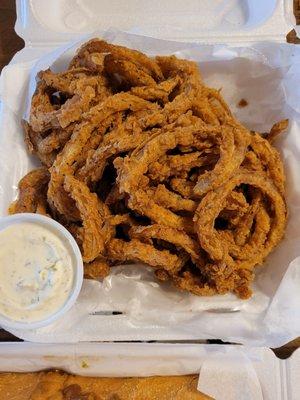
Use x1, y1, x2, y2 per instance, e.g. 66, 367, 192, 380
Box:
237, 98, 248, 108
81, 360, 89, 368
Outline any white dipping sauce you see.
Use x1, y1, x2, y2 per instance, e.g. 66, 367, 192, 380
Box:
0, 222, 73, 322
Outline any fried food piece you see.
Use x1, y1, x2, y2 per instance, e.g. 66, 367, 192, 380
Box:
147, 151, 218, 182
267, 119, 289, 142
198, 261, 254, 299
66, 223, 84, 247
170, 177, 195, 198
64, 175, 110, 262
30, 70, 109, 132
126, 189, 195, 233
237, 98, 248, 108
219, 190, 249, 228
230, 190, 261, 245
117, 122, 247, 195
194, 170, 286, 297
29, 81, 57, 133
202, 87, 232, 124
173, 270, 218, 297
116, 122, 247, 233
38, 73, 95, 129
193, 124, 249, 196
129, 224, 201, 262
23, 119, 36, 154
229, 203, 271, 262
195, 170, 286, 261
70, 38, 164, 81
156, 55, 231, 126
8, 167, 50, 215
48, 93, 157, 219
131, 76, 180, 103
37, 126, 74, 155
108, 213, 136, 227
72, 111, 126, 172
246, 132, 285, 196
77, 109, 158, 184
105, 54, 157, 87
39, 68, 111, 106
105, 184, 124, 207
156, 55, 201, 91
69, 51, 106, 73
24, 120, 74, 167
38, 67, 93, 93
84, 257, 110, 280
116, 124, 202, 194
150, 184, 197, 212
107, 238, 184, 273
0, 371, 211, 400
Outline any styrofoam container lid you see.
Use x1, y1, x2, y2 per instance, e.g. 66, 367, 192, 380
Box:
16, 0, 296, 45
0, 343, 299, 400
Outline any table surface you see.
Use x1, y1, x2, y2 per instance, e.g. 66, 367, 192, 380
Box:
0, 0, 299, 359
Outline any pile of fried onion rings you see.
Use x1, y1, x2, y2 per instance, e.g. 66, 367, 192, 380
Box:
9, 39, 288, 299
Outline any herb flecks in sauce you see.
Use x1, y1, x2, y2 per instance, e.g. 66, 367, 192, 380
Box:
0, 222, 73, 322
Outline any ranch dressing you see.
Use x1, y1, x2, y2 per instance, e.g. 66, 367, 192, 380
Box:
0, 222, 73, 322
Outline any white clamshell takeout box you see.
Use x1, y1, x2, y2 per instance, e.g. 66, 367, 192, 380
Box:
0, 342, 299, 400
0, 1, 300, 398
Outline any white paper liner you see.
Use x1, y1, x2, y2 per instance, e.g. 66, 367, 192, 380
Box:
1, 30, 300, 346
198, 351, 264, 400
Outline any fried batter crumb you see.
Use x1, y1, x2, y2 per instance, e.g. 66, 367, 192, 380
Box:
237, 98, 248, 108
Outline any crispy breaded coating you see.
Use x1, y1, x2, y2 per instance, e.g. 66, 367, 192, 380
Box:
10, 39, 288, 299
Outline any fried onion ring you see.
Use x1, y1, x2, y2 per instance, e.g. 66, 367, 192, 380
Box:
10, 39, 287, 300
194, 170, 286, 271
107, 238, 184, 273
64, 175, 110, 262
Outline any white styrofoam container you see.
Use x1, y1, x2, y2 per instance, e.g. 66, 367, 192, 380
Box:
6, 0, 296, 67
0, 4, 300, 391
15, 0, 295, 44
0, 342, 299, 400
